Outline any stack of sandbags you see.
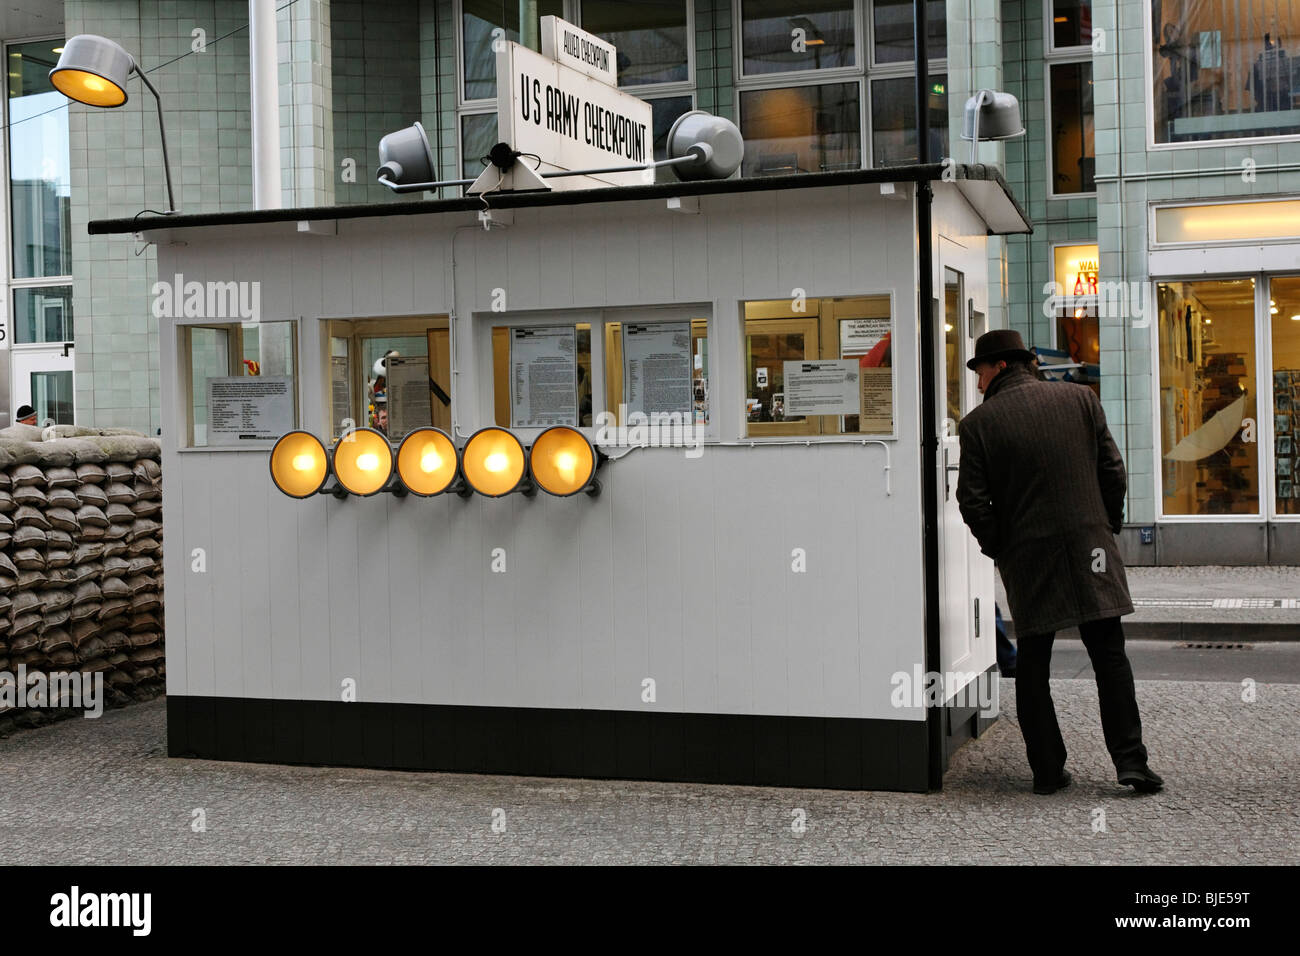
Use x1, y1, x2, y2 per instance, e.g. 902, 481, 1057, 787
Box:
0, 426, 163, 733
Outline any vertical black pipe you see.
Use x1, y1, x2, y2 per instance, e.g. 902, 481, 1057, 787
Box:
914, 0, 944, 790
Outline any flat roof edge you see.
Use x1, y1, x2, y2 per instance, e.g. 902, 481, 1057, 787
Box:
88, 163, 1031, 236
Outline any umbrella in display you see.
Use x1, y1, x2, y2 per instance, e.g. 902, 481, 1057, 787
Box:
1164, 394, 1247, 461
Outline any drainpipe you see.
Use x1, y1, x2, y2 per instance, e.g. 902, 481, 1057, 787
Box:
914, 0, 944, 791
250, 0, 282, 209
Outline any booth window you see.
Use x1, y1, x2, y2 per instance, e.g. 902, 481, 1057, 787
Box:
739, 0, 857, 76
327, 317, 451, 442
580, 1, 690, 87
743, 295, 893, 437
182, 321, 298, 448
491, 323, 594, 428
602, 312, 709, 425
1156, 279, 1258, 516
1151, 0, 1300, 144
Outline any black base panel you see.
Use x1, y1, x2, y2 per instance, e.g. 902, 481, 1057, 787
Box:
166, 696, 992, 792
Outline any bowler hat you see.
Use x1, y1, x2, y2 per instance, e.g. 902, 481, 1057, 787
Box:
967, 329, 1035, 370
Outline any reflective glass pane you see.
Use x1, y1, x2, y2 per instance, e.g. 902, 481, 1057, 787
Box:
1157, 279, 1259, 515
1152, 0, 1300, 143
463, 0, 564, 100
739, 82, 861, 176
873, 0, 946, 63
1052, 0, 1093, 48
1270, 276, 1300, 515
461, 112, 498, 178
581, 0, 689, 86
31, 370, 73, 425
746, 331, 807, 423
871, 74, 948, 167
944, 268, 963, 427
649, 95, 693, 160
13, 285, 73, 344
740, 0, 855, 75
1050, 61, 1094, 193
8, 39, 71, 279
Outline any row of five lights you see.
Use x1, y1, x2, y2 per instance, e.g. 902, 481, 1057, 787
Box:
270, 426, 601, 500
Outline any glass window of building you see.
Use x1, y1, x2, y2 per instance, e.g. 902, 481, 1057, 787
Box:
870, 75, 948, 166
30, 370, 72, 425
581, 1, 690, 86
461, 112, 498, 178
739, 82, 861, 175
743, 296, 893, 437
1152, 0, 1300, 143
8, 39, 71, 280
873, 0, 946, 63
1051, 243, 1100, 388
1049, 61, 1094, 193
462, 0, 565, 101
740, 0, 857, 75
649, 95, 694, 160
1050, 0, 1092, 50
1270, 276, 1300, 516
1157, 279, 1258, 515
13, 285, 72, 345
328, 318, 451, 441
183, 322, 298, 448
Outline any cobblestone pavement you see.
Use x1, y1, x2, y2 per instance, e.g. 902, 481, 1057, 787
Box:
1, 680, 1296, 865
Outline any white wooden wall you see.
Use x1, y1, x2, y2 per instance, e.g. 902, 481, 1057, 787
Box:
154, 182, 994, 721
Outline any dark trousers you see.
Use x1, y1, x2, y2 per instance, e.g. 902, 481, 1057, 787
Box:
1015, 616, 1148, 782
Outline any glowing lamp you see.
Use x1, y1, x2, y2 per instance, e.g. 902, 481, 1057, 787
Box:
463, 427, 530, 497
270, 431, 330, 498
529, 426, 600, 497
396, 427, 462, 496
332, 427, 393, 496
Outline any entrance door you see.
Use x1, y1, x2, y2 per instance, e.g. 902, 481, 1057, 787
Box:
10, 346, 74, 424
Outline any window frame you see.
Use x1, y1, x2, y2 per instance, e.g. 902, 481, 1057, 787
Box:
1043, 55, 1096, 199
1044, 0, 1092, 56
734, 0, 864, 83
1143, 0, 1300, 150
176, 317, 300, 453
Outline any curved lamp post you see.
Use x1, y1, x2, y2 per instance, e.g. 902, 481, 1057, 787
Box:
49, 34, 177, 214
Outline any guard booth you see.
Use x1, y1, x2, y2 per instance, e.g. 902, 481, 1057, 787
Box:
89, 164, 1030, 792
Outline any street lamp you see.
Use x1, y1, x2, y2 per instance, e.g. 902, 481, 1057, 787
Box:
49, 34, 177, 214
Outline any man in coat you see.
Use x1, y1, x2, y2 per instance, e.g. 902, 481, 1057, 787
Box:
956, 329, 1163, 795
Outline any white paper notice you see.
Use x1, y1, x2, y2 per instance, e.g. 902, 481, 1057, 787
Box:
783, 360, 860, 416
840, 317, 891, 355
511, 327, 577, 426
385, 355, 430, 440
330, 355, 351, 436
622, 322, 692, 417
207, 376, 294, 443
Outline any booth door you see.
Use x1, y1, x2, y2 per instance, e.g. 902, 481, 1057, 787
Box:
936, 269, 978, 694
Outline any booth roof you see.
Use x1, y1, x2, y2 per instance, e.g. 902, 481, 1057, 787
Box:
88, 163, 1032, 237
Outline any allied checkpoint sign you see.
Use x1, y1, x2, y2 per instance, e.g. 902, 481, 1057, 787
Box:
495, 16, 652, 190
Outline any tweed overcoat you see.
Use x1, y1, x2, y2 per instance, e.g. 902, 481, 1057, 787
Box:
955, 364, 1133, 636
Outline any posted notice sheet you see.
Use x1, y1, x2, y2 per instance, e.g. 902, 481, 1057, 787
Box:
622, 322, 692, 417
207, 375, 293, 443
511, 326, 577, 426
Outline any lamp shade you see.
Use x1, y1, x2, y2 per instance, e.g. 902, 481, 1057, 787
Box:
666, 110, 744, 181
396, 427, 459, 496
462, 427, 527, 497
376, 121, 435, 186
332, 428, 394, 496
269, 431, 330, 498
49, 34, 134, 107
961, 90, 1025, 142
529, 426, 596, 496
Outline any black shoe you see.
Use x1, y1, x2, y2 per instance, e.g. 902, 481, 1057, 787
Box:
1118, 767, 1164, 793
1033, 770, 1072, 795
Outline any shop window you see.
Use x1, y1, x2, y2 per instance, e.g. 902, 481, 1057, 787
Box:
580, 0, 689, 86
739, 82, 861, 176
602, 313, 710, 425
13, 285, 72, 344
1152, 0, 1300, 144
740, 0, 856, 76
490, 323, 594, 428
327, 317, 451, 442
1050, 0, 1092, 50
1049, 61, 1094, 194
870, 74, 948, 167
1050, 243, 1101, 387
462, 0, 564, 101
743, 296, 893, 438
1157, 280, 1258, 516
182, 321, 298, 448
1270, 276, 1300, 516
1154, 200, 1300, 244
873, 0, 946, 64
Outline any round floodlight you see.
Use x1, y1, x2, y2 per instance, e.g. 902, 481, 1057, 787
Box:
529, 426, 597, 497
332, 427, 393, 496
377, 122, 435, 186
666, 110, 744, 181
396, 427, 459, 497
270, 431, 330, 498
49, 34, 134, 108
462, 427, 527, 497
